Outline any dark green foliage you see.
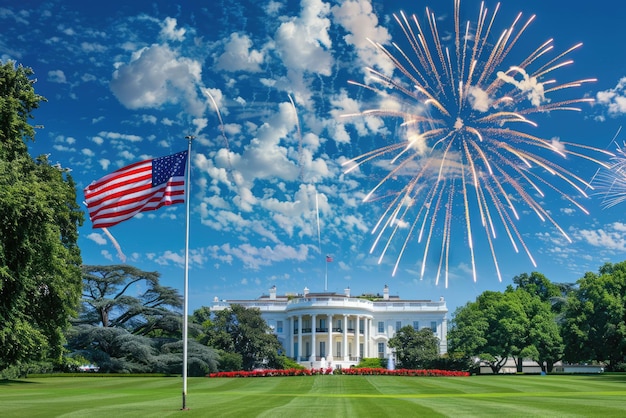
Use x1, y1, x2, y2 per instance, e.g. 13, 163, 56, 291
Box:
388, 326, 439, 369
561, 261, 626, 370
216, 350, 243, 371
0, 61, 82, 369
354, 357, 385, 368
66, 265, 217, 375
448, 276, 563, 373
193, 304, 285, 371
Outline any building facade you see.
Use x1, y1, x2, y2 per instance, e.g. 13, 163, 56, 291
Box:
210, 285, 448, 369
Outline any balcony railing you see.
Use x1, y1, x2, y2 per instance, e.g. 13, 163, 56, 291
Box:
291, 328, 364, 334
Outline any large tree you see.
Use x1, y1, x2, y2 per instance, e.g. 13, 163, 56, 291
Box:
561, 262, 626, 371
448, 290, 527, 373
68, 265, 218, 375
449, 277, 564, 373
195, 304, 284, 371
388, 326, 439, 369
76, 264, 182, 336
0, 61, 83, 369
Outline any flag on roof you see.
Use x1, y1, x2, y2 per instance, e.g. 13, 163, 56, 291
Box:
84, 150, 188, 228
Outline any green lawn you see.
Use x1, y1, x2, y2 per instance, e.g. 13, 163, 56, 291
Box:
1, 374, 626, 417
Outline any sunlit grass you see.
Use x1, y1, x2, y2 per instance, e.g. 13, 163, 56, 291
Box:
1, 374, 625, 417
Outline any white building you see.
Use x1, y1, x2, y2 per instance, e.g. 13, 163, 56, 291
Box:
211, 285, 448, 369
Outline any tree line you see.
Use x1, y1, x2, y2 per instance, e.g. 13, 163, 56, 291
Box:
448, 267, 626, 373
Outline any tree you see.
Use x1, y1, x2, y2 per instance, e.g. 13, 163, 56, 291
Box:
1, 61, 83, 369
513, 272, 561, 304
77, 265, 182, 336
388, 326, 439, 369
67, 265, 217, 375
195, 304, 284, 371
511, 287, 563, 373
561, 262, 626, 371
448, 291, 528, 373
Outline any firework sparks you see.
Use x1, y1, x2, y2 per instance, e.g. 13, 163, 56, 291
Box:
342, 0, 613, 286
594, 129, 626, 209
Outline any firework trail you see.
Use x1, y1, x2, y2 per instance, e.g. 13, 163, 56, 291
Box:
342, 0, 613, 286
594, 130, 626, 209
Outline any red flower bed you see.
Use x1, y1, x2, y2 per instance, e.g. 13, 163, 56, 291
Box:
338, 368, 469, 377
208, 367, 468, 378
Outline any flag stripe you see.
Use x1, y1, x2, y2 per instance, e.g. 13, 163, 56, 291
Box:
84, 150, 188, 228
89, 182, 185, 221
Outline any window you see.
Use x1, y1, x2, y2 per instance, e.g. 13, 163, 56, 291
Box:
359, 319, 364, 332
359, 343, 364, 358
378, 342, 385, 359
320, 341, 326, 358
305, 342, 310, 357
395, 321, 401, 331
378, 321, 384, 333
277, 321, 283, 333
430, 321, 437, 333
336, 341, 341, 357
319, 318, 326, 331
293, 319, 299, 332
413, 321, 419, 330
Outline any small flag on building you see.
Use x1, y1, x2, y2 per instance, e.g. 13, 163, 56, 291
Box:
326, 255, 333, 262
84, 150, 188, 228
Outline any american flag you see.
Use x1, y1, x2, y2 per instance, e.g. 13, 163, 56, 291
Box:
326, 255, 333, 262
84, 150, 188, 228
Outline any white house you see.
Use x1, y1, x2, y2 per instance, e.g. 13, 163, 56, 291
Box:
210, 285, 448, 369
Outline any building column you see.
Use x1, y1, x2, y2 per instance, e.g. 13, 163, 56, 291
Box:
310, 314, 316, 362
289, 316, 294, 359
355, 315, 360, 359
327, 313, 333, 362
297, 314, 302, 361
342, 314, 348, 361
364, 317, 370, 358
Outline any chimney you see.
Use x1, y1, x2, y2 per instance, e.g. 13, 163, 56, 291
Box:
344, 287, 351, 297
383, 284, 389, 300
303, 287, 309, 297
269, 285, 276, 300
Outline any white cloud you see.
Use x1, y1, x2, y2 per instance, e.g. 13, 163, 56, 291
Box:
577, 224, 626, 251
331, 0, 393, 75
86, 232, 107, 245
497, 67, 547, 107
97, 131, 142, 142
110, 44, 205, 117
215, 32, 264, 73
210, 243, 310, 270
468, 86, 492, 112
48, 69, 67, 83
596, 77, 626, 116
98, 159, 110, 170
160, 17, 185, 41
273, 0, 334, 101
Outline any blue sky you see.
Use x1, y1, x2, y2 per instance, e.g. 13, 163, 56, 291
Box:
2, 0, 626, 316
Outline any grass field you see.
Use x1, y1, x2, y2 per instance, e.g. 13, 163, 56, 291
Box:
2, 374, 626, 417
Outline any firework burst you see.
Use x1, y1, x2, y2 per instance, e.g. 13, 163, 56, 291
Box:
594, 130, 626, 209
342, 0, 613, 286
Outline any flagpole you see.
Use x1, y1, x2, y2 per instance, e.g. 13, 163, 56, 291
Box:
182, 135, 194, 410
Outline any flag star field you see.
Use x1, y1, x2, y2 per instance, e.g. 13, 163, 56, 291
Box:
2, 0, 626, 315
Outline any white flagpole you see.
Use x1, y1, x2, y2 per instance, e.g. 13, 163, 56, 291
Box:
182, 135, 194, 410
